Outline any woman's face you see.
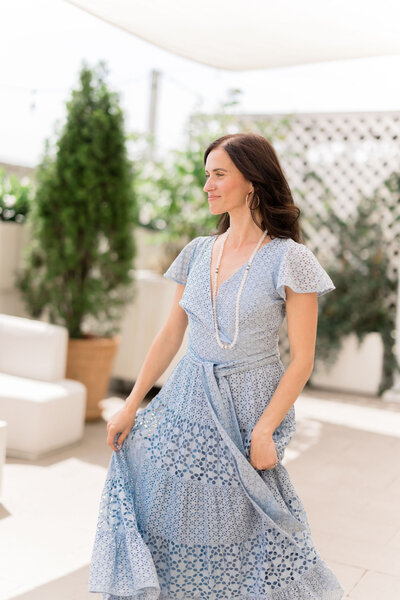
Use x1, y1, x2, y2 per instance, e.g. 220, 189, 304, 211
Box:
203, 147, 253, 216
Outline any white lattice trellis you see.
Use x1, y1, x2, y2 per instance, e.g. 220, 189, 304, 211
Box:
275, 111, 400, 269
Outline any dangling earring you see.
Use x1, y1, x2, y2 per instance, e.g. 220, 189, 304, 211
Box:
246, 192, 260, 210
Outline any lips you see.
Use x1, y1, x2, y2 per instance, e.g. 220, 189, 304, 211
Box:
208, 196, 219, 200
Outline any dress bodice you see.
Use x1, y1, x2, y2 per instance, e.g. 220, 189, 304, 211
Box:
163, 234, 335, 366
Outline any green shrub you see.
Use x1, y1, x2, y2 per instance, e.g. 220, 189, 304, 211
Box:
15, 61, 138, 338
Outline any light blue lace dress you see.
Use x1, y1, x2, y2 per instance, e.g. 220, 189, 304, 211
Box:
88, 234, 344, 600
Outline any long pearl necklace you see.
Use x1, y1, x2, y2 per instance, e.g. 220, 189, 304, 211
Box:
212, 227, 268, 350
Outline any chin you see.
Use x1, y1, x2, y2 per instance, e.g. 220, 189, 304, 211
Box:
209, 204, 225, 216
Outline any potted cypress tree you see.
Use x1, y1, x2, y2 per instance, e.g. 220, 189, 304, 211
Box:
15, 61, 138, 420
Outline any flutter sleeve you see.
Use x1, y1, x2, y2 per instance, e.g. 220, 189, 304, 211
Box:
276, 242, 336, 300
163, 237, 200, 285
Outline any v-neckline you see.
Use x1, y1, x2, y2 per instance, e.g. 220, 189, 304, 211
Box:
208, 234, 279, 305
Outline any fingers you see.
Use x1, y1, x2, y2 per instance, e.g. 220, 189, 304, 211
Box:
258, 463, 278, 470
249, 450, 279, 471
106, 419, 132, 451
259, 451, 279, 470
116, 432, 129, 450
106, 423, 123, 452
252, 462, 278, 471
249, 436, 279, 470
107, 433, 120, 451
265, 461, 279, 470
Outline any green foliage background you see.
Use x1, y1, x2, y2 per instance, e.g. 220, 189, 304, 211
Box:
307, 172, 400, 394
0, 168, 33, 223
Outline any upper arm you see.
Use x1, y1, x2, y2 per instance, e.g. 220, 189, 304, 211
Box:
161, 283, 188, 347
275, 242, 336, 369
285, 287, 318, 368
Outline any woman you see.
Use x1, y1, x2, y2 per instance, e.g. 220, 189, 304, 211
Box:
88, 132, 344, 599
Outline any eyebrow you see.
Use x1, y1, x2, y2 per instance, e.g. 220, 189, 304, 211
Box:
205, 168, 228, 173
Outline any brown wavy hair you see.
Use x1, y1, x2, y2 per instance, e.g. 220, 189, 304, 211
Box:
204, 133, 303, 243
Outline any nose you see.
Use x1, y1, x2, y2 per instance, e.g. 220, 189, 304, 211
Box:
203, 178, 215, 192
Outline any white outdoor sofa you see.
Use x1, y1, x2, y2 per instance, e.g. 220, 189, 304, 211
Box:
0, 314, 86, 460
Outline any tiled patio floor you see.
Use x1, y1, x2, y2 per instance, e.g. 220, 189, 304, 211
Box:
1, 385, 400, 600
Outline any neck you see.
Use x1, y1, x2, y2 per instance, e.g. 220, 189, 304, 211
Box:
225, 216, 266, 250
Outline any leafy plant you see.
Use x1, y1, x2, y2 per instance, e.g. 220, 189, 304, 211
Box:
15, 60, 138, 339
0, 168, 34, 223
307, 171, 399, 394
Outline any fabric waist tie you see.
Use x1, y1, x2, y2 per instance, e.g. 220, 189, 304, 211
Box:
185, 347, 308, 541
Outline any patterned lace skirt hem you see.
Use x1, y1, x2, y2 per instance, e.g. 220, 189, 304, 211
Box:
88, 530, 344, 600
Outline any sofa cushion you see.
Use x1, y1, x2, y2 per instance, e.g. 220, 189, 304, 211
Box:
0, 314, 68, 382
0, 372, 86, 458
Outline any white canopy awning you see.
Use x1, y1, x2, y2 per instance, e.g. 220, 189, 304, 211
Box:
66, 0, 400, 71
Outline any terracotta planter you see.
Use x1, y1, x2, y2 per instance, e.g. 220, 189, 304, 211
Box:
66, 334, 120, 421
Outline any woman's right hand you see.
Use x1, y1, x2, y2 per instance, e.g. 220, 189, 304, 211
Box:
106, 406, 137, 451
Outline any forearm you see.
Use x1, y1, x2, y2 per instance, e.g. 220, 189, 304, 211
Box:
125, 330, 183, 415
255, 359, 314, 435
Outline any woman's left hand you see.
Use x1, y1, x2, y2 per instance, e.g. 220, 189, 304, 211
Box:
249, 425, 279, 471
